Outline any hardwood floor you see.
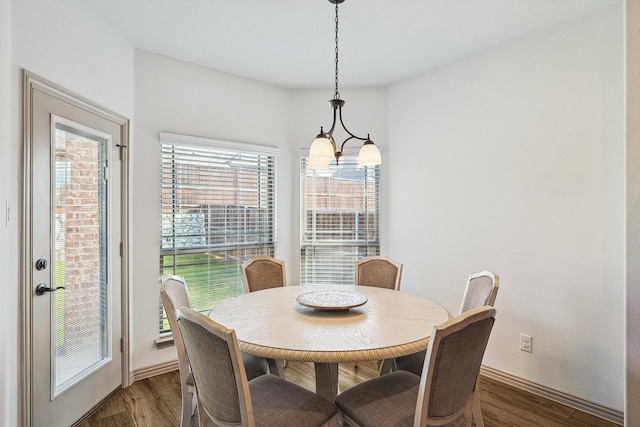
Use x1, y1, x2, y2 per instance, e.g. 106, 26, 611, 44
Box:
76, 361, 620, 427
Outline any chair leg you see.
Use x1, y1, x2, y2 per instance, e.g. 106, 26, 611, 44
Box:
471, 380, 485, 427
324, 415, 338, 427
465, 404, 474, 427
267, 358, 286, 378
180, 390, 194, 427
378, 359, 396, 376
196, 396, 209, 427
191, 392, 198, 415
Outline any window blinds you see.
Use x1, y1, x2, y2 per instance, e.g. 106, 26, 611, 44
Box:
159, 133, 279, 332
300, 156, 380, 285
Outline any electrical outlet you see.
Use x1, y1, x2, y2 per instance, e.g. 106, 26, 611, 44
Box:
520, 333, 532, 352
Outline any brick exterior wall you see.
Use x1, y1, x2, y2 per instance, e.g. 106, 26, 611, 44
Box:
54, 130, 105, 368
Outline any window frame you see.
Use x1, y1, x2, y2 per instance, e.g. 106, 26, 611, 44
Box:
159, 132, 280, 334
299, 148, 381, 285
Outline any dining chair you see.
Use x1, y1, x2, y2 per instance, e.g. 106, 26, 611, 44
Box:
176, 306, 338, 427
159, 274, 269, 427
394, 271, 500, 376
354, 255, 403, 290
241, 256, 287, 374
356, 255, 403, 371
242, 256, 287, 293
458, 271, 500, 314
335, 306, 497, 427
390, 270, 500, 427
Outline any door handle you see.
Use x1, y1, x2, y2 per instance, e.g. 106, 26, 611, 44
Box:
35, 283, 65, 296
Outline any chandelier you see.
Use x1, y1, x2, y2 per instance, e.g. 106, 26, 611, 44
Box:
307, 0, 382, 170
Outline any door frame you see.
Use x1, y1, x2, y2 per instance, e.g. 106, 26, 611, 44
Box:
20, 70, 130, 426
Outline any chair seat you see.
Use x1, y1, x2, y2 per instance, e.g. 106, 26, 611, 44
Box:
335, 370, 420, 427
249, 374, 337, 427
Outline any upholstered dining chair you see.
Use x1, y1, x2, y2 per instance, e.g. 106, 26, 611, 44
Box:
458, 271, 500, 314
335, 306, 497, 427
391, 270, 500, 427
241, 256, 287, 374
159, 275, 268, 427
356, 255, 403, 371
242, 256, 287, 293
394, 271, 500, 376
176, 306, 338, 427
354, 256, 403, 290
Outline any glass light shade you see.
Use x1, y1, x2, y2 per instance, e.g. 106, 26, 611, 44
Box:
307, 158, 331, 170
309, 136, 335, 162
357, 142, 382, 167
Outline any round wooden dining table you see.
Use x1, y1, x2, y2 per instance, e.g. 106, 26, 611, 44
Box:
208, 284, 451, 401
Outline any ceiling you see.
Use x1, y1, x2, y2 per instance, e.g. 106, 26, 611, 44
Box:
85, 0, 618, 89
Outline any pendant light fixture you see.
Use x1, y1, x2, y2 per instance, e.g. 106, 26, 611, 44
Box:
307, 0, 382, 170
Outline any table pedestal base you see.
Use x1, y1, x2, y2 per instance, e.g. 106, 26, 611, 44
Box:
314, 362, 339, 402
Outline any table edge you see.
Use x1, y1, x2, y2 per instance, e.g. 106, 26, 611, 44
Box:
238, 336, 432, 363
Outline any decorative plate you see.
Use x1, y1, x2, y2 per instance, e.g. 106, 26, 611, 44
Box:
296, 290, 368, 311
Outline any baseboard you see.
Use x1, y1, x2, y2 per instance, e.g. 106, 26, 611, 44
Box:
130, 359, 179, 383
480, 366, 624, 425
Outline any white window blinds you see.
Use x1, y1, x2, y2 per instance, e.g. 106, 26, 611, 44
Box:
300, 155, 380, 284
159, 133, 279, 332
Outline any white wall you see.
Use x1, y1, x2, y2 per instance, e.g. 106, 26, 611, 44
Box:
387, 3, 624, 410
1, 1, 134, 425
131, 50, 297, 370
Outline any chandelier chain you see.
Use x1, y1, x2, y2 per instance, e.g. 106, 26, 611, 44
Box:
334, 1, 340, 100
308, 0, 381, 168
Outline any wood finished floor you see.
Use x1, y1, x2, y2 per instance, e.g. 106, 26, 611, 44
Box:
76, 361, 620, 427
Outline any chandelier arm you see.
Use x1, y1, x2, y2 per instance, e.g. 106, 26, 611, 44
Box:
328, 135, 338, 151
337, 106, 368, 142
326, 105, 339, 136
337, 135, 362, 156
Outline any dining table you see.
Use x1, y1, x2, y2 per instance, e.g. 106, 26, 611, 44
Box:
208, 284, 451, 401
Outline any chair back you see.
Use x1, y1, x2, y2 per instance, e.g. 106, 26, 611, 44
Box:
176, 306, 254, 426
354, 256, 403, 290
242, 256, 286, 293
159, 275, 192, 384
415, 306, 496, 426
458, 271, 499, 314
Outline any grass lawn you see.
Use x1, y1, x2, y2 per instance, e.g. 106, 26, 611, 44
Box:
160, 251, 247, 331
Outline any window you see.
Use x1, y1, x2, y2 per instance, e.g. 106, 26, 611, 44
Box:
300, 154, 380, 284
159, 133, 279, 332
